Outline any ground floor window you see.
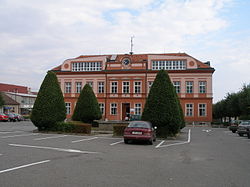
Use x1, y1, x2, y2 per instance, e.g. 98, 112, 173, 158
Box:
110, 103, 117, 115
65, 103, 71, 115
99, 103, 104, 115
185, 103, 193, 116
199, 104, 206, 116
135, 103, 141, 115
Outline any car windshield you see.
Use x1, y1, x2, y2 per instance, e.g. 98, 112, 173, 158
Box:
128, 121, 151, 128
240, 121, 250, 125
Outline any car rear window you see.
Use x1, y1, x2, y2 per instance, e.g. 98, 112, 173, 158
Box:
128, 121, 151, 128
240, 121, 250, 125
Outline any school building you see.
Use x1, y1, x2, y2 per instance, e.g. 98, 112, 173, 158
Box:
52, 53, 215, 125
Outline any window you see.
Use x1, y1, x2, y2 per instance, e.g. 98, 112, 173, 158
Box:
111, 82, 118, 94
110, 103, 117, 115
148, 81, 153, 92
199, 104, 206, 116
135, 103, 141, 115
152, 60, 186, 70
99, 103, 104, 115
65, 82, 71, 93
76, 82, 82, 93
173, 81, 181, 93
186, 104, 193, 116
123, 82, 130, 94
98, 82, 104, 93
72, 62, 102, 71
199, 81, 206, 93
186, 81, 193, 93
65, 103, 71, 114
87, 81, 93, 88
134, 82, 141, 94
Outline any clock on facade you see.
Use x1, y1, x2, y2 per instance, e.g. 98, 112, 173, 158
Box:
122, 58, 130, 65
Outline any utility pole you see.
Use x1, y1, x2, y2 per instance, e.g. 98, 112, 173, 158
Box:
130, 36, 135, 55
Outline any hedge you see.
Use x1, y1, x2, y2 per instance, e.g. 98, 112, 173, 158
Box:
113, 124, 128, 136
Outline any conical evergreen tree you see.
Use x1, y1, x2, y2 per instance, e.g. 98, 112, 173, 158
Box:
31, 71, 66, 130
0, 92, 4, 107
72, 84, 101, 123
141, 70, 181, 137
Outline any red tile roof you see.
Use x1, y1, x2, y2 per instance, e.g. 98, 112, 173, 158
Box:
0, 83, 28, 94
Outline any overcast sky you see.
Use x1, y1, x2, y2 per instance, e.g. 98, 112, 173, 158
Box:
0, 0, 249, 102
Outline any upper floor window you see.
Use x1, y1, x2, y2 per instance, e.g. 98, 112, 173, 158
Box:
123, 81, 130, 94
76, 82, 82, 93
134, 82, 141, 94
72, 62, 102, 72
152, 60, 186, 70
199, 81, 206, 93
87, 81, 93, 88
98, 82, 104, 93
65, 82, 71, 93
111, 82, 118, 94
173, 81, 181, 93
186, 81, 193, 93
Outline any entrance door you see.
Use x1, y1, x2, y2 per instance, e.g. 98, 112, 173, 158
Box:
122, 103, 130, 120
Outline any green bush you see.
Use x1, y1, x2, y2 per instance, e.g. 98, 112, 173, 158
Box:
72, 84, 101, 123
40, 121, 91, 134
31, 71, 66, 130
113, 124, 128, 136
141, 70, 182, 137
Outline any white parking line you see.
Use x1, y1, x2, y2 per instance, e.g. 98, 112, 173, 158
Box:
155, 140, 165, 148
110, 140, 124, 146
0, 131, 24, 134
9, 144, 99, 154
72, 137, 98, 143
1, 134, 39, 138
156, 129, 191, 148
0, 160, 51, 174
34, 135, 68, 141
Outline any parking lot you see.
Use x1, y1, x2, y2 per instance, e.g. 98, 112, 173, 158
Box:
1, 121, 250, 187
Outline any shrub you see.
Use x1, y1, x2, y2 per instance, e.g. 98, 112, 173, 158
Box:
72, 84, 101, 123
70, 121, 91, 134
31, 71, 66, 130
113, 124, 128, 136
141, 70, 182, 137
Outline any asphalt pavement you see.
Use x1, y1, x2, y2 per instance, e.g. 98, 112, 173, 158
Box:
0, 121, 250, 187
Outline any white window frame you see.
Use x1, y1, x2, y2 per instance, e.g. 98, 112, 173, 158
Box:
65, 82, 71, 93
111, 82, 118, 94
186, 81, 193, 94
185, 103, 193, 117
152, 60, 186, 70
76, 82, 82, 93
135, 103, 142, 115
65, 102, 71, 115
173, 81, 181, 93
98, 82, 105, 93
199, 81, 206, 93
122, 81, 130, 94
134, 81, 141, 94
87, 81, 93, 88
72, 62, 102, 72
198, 103, 207, 117
99, 103, 105, 115
148, 81, 153, 92
110, 103, 117, 115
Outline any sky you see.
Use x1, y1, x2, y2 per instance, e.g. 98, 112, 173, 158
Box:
0, 0, 249, 103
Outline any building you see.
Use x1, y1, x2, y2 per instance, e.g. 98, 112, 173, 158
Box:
53, 53, 215, 125
0, 83, 37, 114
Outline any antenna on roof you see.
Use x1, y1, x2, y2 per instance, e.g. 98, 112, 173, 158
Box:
130, 36, 135, 55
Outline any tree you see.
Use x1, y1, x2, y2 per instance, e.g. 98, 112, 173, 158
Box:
31, 71, 66, 130
0, 92, 4, 107
72, 84, 101, 123
141, 70, 182, 137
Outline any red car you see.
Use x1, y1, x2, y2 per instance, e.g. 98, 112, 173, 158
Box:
124, 121, 157, 145
0, 113, 9, 122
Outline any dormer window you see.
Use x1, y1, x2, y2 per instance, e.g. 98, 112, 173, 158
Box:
152, 60, 186, 70
72, 62, 102, 71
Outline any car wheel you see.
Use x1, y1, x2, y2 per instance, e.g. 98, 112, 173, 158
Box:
238, 133, 243, 137
153, 137, 156, 142
124, 139, 129, 144
148, 139, 153, 145
232, 130, 236, 133
247, 133, 250, 139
